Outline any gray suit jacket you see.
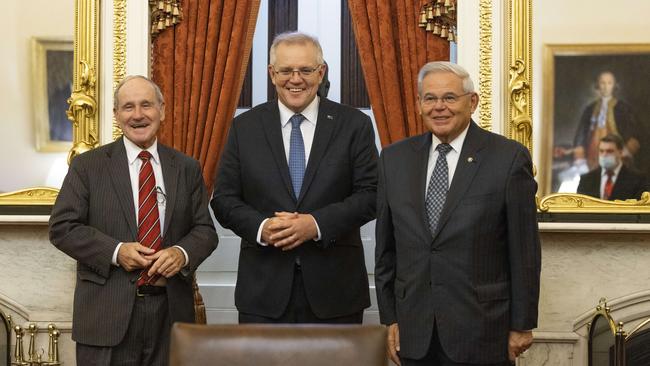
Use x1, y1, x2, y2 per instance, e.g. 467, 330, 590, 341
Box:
49, 138, 218, 346
375, 122, 541, 363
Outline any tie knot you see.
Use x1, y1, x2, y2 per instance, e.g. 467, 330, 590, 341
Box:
436, 143, 452, 156
290, 114, 305, 128
606, 170, 614, 178
138, 151, 152, 161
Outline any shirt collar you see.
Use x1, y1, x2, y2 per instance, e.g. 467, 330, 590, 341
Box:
123, 137, 160, 165
601, 163, 622, 178
431, 121, 470, 154
279, 97, 320, 128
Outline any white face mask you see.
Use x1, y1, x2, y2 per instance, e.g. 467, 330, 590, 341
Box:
599, 155, 618, 171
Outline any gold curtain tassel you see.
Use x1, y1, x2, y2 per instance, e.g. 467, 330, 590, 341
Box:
433, 22, 441, 35
434, 5, 442, 17
165, 15, 171, 27
448, 30, 455, 42
419, 9, 427, 26
425, 22, 433, 32
426, 5, 434, 20
157, 19, 165, 30
158, 0, 165, 11
440, 25, 448, 38
444, 0, 451, 7
173, 3, 180, 16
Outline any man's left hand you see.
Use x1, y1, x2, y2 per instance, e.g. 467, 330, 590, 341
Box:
508, 330, 533, 362
144, 247, 185, 278
269, 212, 318, 251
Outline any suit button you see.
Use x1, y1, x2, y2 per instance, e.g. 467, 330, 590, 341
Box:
329, 239, 336, 244
130, 278, 136, 284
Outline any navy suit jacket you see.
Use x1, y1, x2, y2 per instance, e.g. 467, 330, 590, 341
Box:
211, 98, 378, 319
375, 122, 541, 363
49, 138, 218, 346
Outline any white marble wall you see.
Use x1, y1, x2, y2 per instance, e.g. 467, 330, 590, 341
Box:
2, 219, 650, 366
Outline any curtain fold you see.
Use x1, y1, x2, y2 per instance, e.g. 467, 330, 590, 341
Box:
347, 0, 450, 146
152, 0, 260, 190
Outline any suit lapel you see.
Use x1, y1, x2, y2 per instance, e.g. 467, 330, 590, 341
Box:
433, 122, 487, 242
107, 138, 138, 238
261, 101, 295, 200
298, 98, 337, 204
411, 133, 434, 243
159, 144, 178, 239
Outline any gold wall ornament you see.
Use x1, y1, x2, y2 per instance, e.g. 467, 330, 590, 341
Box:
538, 192, 650, 213
113, 0, 127, 141
506, 0, 532, 152
478, 0, 492, 131
67, 0, 100, 164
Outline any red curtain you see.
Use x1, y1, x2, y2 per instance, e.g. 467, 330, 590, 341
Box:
152, 0, 260, 190
347, 0, 450, 146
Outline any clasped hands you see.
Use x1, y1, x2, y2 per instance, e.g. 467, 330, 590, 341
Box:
117, 243, 184, 278
261, 211, 318, 251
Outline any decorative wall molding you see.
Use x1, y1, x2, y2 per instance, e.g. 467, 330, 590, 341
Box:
478, 0, 492, 131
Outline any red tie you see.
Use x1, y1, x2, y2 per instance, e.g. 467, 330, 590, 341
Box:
603, 171, 614, 200
136, 151, 162, 286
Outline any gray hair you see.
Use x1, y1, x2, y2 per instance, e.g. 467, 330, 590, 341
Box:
269, 31, 324, 66
417, 61, 475, 96
113, 75, 165, 110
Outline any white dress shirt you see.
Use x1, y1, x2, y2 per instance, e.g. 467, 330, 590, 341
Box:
425, 123, 470, 195
111, 137, 188, 267
255, 97, 322, 245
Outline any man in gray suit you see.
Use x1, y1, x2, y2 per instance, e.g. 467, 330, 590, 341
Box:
375, 62, 541, 366
50, 75, 218, 366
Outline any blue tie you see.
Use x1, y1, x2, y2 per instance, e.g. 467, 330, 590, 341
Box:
425, 143, 452, 235
288, 114, 306, 199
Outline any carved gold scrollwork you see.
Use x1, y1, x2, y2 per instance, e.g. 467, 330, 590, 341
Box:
539, 192, 650, 213
0, 188, 60, 206
478, 0, 492, 131
67, 0, 100, 164
506, 0, 532, 152
508, 58, 532, 151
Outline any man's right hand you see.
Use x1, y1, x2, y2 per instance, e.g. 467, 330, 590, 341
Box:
387, 323, 401, 366
260, 213, 299, 244
117, 242, 155, 271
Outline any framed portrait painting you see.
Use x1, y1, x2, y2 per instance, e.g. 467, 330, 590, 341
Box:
32, 37, 73, 152
541, 44, 650, 197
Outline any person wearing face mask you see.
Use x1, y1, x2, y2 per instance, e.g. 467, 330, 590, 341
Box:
577, 134, 649, 200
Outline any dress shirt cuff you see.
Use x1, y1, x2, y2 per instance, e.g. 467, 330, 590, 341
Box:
173, 245, 189, 267
311, 215, 322, 241
256, 218, 270, 246
112, 242, 123, 266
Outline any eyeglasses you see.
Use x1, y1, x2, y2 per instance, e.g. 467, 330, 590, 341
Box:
155, 186, 166, 206
421, 92, 472, 106
272, 65, 322, 79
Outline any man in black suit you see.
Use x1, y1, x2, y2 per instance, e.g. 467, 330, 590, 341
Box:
577, 134, 648, 200
50, 75, 218, 366
375, 62, 541, 365
211, 31, 377, 324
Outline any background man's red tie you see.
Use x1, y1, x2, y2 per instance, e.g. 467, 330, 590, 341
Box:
603, 171, 614, 200
136, 151, 162, 286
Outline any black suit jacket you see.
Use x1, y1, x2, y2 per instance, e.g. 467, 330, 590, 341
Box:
211, 98, 377, 319
375, 122, 541, 363
49, 138, 218, 346
577, 165, 648, 200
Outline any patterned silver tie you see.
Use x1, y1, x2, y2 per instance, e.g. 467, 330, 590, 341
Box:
288, 114, 306, 199
425, 143, 452, 235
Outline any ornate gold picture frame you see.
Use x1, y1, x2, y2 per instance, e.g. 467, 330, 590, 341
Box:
32, 38, 74, 153
538, 44, 650, 213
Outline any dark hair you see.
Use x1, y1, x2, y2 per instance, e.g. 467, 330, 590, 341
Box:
600, 133, 624, 151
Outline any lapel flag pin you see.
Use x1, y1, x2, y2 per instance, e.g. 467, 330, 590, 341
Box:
327, 115, 334, 120
467, 157, 474, 163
